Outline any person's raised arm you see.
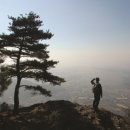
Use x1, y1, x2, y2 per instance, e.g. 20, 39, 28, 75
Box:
91, 78, 95, 85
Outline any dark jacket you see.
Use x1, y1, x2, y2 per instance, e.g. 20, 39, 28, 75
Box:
91, 79, 102, 97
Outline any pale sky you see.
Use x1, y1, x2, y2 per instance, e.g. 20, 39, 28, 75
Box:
0, 0, 130, 69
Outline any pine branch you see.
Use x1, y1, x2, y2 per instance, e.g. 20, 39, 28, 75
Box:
21, 85, 51, 96
20, 60, 58, 72
0, 49, 18, 57
35, 71, 65, 85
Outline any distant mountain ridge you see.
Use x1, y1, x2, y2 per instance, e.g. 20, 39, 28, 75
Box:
0, 100, 130, 130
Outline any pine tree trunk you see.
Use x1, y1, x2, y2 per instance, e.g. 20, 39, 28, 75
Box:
13, 78, 21, 114
13, 46, 22, 114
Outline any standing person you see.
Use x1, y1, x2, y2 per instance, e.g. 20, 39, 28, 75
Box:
91, 77, 102, 112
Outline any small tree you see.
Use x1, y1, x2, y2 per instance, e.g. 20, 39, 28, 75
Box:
0, 67, 12, 96
0, 53, 4, 63
0, 12, 65, 114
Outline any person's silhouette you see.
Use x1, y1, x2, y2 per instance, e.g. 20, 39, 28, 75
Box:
91, 77, 102, 112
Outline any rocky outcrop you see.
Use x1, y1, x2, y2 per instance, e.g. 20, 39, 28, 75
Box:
0, 100, 130, 130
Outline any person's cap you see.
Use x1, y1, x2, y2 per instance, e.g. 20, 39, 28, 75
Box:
96, 77, 100, 81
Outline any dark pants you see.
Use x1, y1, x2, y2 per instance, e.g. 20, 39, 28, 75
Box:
93, 94, 100, 111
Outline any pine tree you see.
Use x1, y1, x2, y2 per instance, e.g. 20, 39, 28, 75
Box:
0, 12, 65, 114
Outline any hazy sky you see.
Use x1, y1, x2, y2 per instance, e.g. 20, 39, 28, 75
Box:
0, 0, 130, 69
